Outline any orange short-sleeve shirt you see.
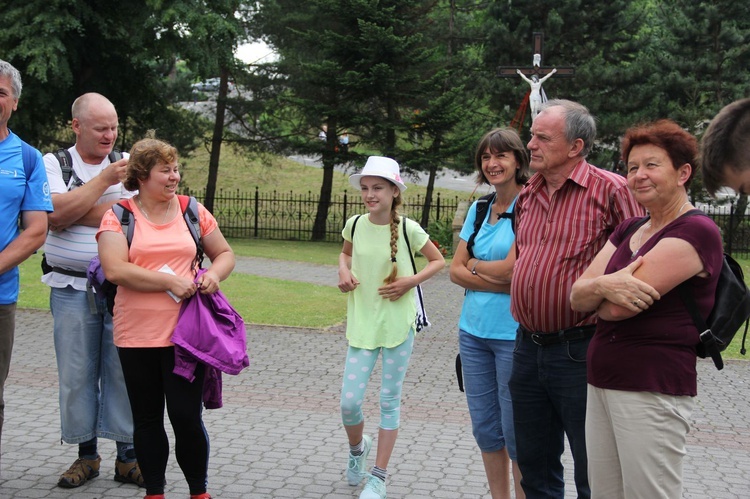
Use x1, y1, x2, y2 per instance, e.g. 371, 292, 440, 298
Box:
96, 200, 218, 347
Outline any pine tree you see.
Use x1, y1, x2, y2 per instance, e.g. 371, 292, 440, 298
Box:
257, 0, 444, 239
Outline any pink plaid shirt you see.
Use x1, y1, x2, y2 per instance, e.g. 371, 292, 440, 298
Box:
511, 159, 644, 333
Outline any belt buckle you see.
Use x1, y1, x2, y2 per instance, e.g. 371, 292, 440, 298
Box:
530, 332, 545, 346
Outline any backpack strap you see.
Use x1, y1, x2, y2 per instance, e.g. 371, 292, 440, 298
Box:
52, 148, 80, 189
178, 195, 204, 268
112, 200, 136, 247
54, 148, 121, 190
350, 214, 363, 240
498, 207, 516, 232
402, 216, 417, 275
402, 216, 430, 331
115, 196, 203, 262
466, 193, 495, 259
21, 140, 38, 179
108, 149, 123, 163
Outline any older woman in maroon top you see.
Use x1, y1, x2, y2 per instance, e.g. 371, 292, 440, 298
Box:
570, 120, 723, 499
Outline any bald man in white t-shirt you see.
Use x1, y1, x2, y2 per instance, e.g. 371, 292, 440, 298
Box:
42, 93, 143, 490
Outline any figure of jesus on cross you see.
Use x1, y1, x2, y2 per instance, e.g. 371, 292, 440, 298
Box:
517, 68, 557, 118
498, 32, 575, 124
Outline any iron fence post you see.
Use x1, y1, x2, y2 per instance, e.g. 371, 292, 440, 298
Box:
254, 186, 259, 238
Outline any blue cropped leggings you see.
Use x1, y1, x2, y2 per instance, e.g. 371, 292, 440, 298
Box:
340, 330, 414, 431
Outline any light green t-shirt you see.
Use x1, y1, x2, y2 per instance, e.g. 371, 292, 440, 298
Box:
342, 214, 430, 349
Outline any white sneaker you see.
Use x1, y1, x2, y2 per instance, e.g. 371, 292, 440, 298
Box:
359, 474, 387, 499
346, 434, 372, 486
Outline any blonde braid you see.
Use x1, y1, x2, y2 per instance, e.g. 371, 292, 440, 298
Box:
384, 194, 403, 284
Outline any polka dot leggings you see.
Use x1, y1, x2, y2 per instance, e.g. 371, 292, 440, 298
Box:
340, 329, 414, 431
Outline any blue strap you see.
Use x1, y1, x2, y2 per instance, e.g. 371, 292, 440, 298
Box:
20, 140, 37, 179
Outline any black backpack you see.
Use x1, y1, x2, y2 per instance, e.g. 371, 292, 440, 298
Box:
625, 211, 750, 370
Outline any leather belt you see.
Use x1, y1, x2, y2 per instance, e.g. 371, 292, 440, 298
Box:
520, 325, 596, 346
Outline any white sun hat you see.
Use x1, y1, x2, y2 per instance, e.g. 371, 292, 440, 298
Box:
349, 156, 407, 192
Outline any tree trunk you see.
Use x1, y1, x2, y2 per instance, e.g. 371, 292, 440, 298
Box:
420, 136, 442, 227
204, 66, 230, 213
312, 119, 337, 241
420, 167, 436, 228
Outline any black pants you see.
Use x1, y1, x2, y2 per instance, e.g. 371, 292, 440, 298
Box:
118, 346, 208, 495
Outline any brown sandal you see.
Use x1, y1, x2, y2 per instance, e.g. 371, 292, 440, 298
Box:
114, 459, 145, 487
57, 455, 101, 488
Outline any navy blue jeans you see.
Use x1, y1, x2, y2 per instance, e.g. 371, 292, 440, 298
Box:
509, 329, 591, 499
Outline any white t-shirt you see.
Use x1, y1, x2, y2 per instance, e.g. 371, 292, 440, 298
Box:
42, 146, 134, 291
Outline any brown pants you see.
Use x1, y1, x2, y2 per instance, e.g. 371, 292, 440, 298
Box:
0, 303, 17, 459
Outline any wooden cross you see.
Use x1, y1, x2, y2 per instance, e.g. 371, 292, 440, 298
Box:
498, 32, 575, 80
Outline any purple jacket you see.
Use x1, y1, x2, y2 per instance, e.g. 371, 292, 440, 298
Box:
172, 269, 250, 409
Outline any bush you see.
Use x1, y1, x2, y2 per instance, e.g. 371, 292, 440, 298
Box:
427, 220, 453, 256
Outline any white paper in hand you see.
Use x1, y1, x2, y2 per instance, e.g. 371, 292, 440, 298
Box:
158, 264, 182, 303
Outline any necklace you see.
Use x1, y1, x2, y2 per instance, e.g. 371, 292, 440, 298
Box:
137, 195, 173, 224
632, 221, 652, 257
631, 201, 692, 257
677, 200, 691, 216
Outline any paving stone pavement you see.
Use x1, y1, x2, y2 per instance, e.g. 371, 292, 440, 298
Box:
1, 257, 748, 498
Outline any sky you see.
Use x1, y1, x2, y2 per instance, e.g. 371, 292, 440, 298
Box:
236, 41, 277, 64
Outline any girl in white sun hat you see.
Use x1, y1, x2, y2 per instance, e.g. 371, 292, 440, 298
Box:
338, 156, 445, 499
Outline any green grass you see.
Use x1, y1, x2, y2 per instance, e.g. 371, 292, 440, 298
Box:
19, 250, 347, 329
18, 253, 48, 310
222, 273, 344, 328
228, 238, 342, 265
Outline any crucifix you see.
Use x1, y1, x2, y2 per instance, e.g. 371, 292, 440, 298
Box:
498, 32, 575, 119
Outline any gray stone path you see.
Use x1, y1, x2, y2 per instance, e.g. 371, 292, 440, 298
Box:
1, 257, 748, 498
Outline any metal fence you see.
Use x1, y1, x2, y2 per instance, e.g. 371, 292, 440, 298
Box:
180, 188, 750, 259
699, 203, 750, 259
180, 187, 460, 242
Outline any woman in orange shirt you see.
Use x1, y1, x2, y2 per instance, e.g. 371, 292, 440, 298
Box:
97, 136, 235, 499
